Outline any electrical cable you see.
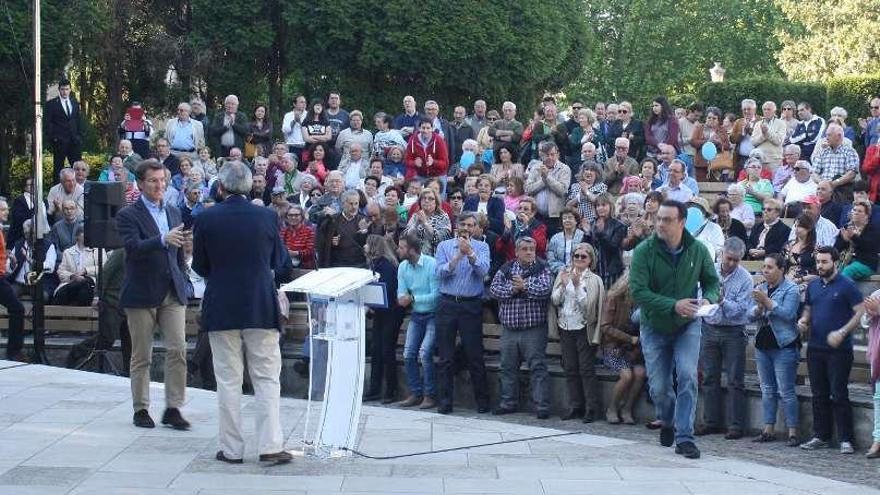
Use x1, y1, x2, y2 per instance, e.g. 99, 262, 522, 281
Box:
340, 431, 581, 460
1, 0, 32, 86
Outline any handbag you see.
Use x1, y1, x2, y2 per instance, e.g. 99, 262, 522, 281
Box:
244, 137, 257, 159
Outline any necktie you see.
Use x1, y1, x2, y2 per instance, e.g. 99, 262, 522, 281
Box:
64, 100, 70, 117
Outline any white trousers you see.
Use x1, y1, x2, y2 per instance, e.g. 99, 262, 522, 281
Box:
209, 329, 283, 458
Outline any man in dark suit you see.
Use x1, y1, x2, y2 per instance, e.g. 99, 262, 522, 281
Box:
192, 160, 293, 465
208, 94, 249, 158
45, 79, 83, 174
116, 159, 191, 430
747, 198, 791, 260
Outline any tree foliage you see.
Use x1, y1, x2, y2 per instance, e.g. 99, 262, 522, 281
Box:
570, 0, 785, 116
775, 0, 880, 81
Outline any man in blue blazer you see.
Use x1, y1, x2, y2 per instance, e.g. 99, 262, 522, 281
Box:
117, 159, 191, 431
192, 160, 293, 465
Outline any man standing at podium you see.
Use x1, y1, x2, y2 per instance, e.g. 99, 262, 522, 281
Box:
192, 160, 293, 465
434, 212, 491, 414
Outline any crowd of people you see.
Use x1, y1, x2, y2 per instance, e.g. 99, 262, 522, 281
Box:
7, 78, 880, 462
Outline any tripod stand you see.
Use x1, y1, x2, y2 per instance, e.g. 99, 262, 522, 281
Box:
71, 249, 123, 376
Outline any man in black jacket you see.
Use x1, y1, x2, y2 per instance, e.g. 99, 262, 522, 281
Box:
45, 79, 83, 174
747, 198, 791, 260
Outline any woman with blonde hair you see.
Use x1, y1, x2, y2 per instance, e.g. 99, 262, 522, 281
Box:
600, 271, 645, 424
403, 188, 451, 255
551, 242, 605, 423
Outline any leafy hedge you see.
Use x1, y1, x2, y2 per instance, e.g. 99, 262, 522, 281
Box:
9, 153, 105, 197
698, 77, 827, 116
697, 74, 880, 119
826, 75, 880, 119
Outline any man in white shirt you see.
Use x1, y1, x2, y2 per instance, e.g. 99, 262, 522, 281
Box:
657, 160, 693, 204
778, 161, 817, 216
335, 110, 373, 162
46, 168, 84, 222
788, 195, 838, 247
281, 95, 307, 157
165, 102, 205, 160
751, 101, 787, 171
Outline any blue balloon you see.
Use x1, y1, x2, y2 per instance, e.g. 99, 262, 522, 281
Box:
701, 141, 718, 161
482, 149, 494, 165
685, 207, 704, 233
460, 151, 476, 169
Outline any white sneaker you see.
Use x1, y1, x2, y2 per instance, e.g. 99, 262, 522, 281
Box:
840, 441, 855, 454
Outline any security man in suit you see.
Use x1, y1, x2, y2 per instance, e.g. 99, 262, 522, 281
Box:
45, 79, 83, 173
193, 160, 293, 465
116, 159, 191, 430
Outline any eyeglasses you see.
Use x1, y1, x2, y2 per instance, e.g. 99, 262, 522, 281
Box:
572, 253, 589, 260
286, 213, 301, 217
449, 195, 463, 200
793, 167, 804, 171
615, 146, 628, 150
488, 117, 498, 122
619, 109, 629, 114
572, 107, 583, 111
873, 106, 880, 110
782, 107, 794, 111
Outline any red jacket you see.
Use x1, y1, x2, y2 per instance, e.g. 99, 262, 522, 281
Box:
404, 132, 449, 179
280, 223, 315, 269
863, 144, 880, 203
495, 220, 548, 263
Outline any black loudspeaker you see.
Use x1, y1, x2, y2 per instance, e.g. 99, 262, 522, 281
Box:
84, 181, 124, 249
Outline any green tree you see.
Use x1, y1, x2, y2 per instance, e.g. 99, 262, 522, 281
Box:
570, 0, 784, 115
775, 0, 880, 81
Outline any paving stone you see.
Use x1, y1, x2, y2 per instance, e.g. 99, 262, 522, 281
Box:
0, 465, 91, 487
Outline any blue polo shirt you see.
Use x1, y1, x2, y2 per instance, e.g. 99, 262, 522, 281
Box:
397, 254, 439, 314
805, 273, 863, 351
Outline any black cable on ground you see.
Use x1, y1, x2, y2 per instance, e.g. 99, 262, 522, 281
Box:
0, 363, 30, 372
341, 431, 581, 460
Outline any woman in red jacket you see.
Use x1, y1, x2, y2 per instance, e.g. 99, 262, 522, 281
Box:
404, 117, 449, 182
280, 204, 315, 269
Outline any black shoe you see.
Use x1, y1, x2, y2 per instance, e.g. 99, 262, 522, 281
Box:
724, 429, 744, 440
582, 411, 596, 424
161, 408, 191, 431
362, 392, 381, 402
561, 408, 584, 421
492, 406, 516, 416
381, 395, 397, 405
675, 441, 701, 459
215, 450, 243, 464
437, 405, 453, 415
133, 409, 155, 429
293, 360, 309, 378
660, 427, 674, 447
694, 425, 724, 436
536, 411, 550, 420
259, 451, 293, 465
476, 405, 490, 414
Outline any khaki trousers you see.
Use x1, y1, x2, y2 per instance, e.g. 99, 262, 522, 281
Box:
209, 329, 283, 458
125, 291, 187, 411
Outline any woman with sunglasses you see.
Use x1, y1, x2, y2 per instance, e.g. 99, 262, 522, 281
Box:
608, 101, 645, 160
551, 242, 605, 423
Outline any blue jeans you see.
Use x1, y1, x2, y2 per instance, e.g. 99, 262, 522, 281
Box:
404, 312, 436, 398
755, 346, 800, 429
640, 319, 701, 445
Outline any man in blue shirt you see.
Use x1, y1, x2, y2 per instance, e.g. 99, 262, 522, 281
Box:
798, 246, 864, 454
696, 237, 753, 439
433, 212, 491, 414
396, 233, 440, 409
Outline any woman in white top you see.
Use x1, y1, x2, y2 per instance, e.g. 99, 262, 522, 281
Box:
53, 225, 101, 306
551, 242, 605, 423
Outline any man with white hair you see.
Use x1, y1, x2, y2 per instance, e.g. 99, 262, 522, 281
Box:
165, 102, 205, 160
209, 95, 249, 157
424, 100, 456, 162
750, 101, 787, 171
778, 160, 817, 216
393, 95, 421, 138
451, 106, 475, 163
192, 160, 294, 465
335, 110, 373, 162
731, 99, 758, 170
467, 99, 488, 132
604, 137, 639, 194
47, 168, 84, 222
117, 139, 143, 172
812, 123, 860, 202
489, 101, 523, 158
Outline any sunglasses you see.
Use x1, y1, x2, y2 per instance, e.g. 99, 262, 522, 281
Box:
782, 107, 794, 111
572, 253, 589, 260
619, 109, 629, 114
488, 117, 498, 122
449, 195, 463, 200
572, 107, 583, 111
873, 106, 880, 110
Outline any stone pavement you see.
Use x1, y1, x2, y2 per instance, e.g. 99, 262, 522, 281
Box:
0, 360, 877, 495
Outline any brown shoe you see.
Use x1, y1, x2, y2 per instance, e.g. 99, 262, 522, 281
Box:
397, 395, 422, 407
418, 397, 436, 409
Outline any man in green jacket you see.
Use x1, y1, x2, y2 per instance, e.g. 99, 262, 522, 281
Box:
630, 200, 720, 460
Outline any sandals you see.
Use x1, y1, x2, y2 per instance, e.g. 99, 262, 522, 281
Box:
752, 432, 777, 443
